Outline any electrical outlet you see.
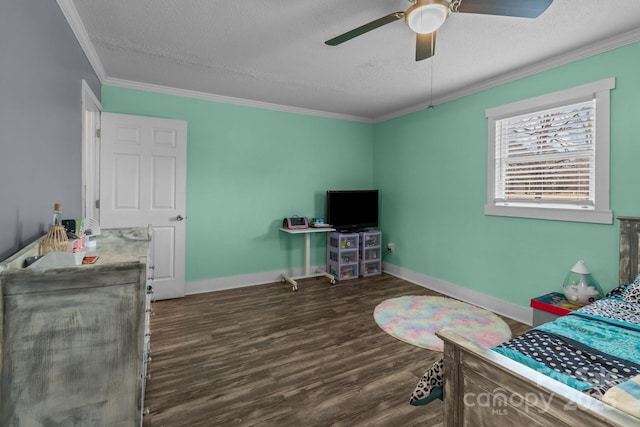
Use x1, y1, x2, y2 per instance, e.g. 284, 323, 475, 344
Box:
387, 242, 395, 252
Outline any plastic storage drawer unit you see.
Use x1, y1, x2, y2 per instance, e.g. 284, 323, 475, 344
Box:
358, 230, 382, 277
327, 232, 359, 281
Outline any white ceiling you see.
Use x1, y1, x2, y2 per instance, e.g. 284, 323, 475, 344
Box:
65, 0, 640, 122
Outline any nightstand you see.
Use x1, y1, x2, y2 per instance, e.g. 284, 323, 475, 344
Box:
530, 292, 581, 327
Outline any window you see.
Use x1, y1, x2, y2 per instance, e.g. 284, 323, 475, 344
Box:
485, 78, 615, 224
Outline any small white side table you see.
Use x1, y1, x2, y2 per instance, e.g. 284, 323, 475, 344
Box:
279, 227, 336, 291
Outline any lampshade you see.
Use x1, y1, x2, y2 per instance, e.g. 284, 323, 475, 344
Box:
405, 0, 450, 34
562, 260, 603, 305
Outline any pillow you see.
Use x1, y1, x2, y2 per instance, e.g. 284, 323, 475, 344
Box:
602, 375, 640, 418
409, 358, 444, 406
623, 274, 640, 303
605, 284, 628, 299
624, 283, 640, 303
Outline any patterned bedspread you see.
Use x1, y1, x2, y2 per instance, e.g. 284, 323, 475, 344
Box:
410, 297, 640, 406
494, 298, 640, 395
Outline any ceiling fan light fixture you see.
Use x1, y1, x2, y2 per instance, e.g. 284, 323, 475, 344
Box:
405, 0, 450, 34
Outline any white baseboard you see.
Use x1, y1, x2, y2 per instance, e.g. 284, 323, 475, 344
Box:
185, 266, 319, 295
382, 262, 533, 326
184, 263, 533, 325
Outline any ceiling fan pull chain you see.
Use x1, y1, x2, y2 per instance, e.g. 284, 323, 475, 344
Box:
450, 0, 462, 12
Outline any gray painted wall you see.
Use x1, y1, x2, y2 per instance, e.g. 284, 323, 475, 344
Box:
0, 1, 101, 259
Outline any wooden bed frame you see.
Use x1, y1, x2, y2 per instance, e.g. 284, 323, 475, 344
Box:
437, 217, 640, 427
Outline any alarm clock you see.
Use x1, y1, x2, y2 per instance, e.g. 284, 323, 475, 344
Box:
283, 216, 309, 229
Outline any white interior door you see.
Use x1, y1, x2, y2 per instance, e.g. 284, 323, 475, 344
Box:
100, 112, 187, 300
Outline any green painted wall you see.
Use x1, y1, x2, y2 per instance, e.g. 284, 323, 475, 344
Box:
102, 87, 374, 281
374, 41, 640, 306
103, 41, 639, 306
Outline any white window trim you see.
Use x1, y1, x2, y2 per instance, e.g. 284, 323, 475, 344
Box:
484, 78, 615, 224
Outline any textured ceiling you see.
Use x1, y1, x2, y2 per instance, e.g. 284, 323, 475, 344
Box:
68, 0, 640, 121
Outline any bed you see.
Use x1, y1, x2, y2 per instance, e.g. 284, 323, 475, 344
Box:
416, 217, 640, 426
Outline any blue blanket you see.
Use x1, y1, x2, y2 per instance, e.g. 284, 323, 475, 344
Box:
493, 298, 640, 393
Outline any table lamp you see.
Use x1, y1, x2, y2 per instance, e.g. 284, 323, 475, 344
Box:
562, 260, 603, 305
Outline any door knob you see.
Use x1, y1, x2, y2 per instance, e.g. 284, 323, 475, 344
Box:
176, 215, 185, 221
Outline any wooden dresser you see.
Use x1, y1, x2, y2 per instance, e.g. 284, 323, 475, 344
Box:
0, 227, 152, 427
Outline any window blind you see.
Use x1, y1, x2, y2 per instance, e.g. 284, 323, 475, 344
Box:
494, 100, 596, 207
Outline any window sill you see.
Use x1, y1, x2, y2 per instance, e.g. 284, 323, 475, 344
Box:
484, 204, 613, 224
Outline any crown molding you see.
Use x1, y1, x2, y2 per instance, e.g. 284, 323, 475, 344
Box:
57, 0, 106, 83
102, 77, 373, 123
57, 0, 369, 121
373, 27, 640, 123
57, 0, 640, 125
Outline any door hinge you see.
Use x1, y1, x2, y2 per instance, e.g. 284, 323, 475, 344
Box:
95, 200, 100, 209
96, 128, 101, 138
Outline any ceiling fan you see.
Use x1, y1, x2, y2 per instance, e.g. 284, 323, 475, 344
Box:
325, 0, 553, 61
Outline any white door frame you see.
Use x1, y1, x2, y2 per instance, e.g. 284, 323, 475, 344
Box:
81, 80, 102, 220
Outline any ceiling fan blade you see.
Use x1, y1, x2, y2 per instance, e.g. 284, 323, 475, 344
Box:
416, 32, 435, 61
454, 0, 553, 18
325, 12, 404, 46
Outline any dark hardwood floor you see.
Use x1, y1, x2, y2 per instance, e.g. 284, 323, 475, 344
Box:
143, 273, 530, 427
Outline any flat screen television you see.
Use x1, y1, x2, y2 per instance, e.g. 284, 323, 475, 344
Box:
326, 190, 379, 232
